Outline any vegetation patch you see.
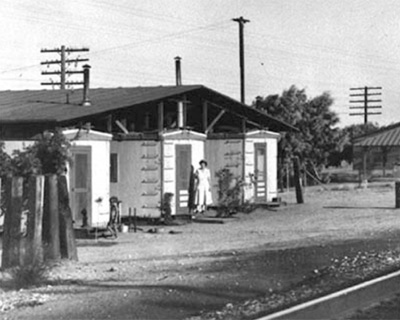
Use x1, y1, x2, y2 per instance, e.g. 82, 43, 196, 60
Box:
0, 265, 51, 313
9, 262, 51, 290
0, 290, 50, 313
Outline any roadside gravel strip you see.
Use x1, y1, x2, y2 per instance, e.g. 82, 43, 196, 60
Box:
2, 184, 400, 319
190, 250, 400, 320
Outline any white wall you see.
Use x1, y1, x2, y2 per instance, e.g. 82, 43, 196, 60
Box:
3, 136, 111, 228
71, 140, 110, 227
163, 138, 205, 215
205, 139, 243, 203
244, 131, 280, 203
110, 140, 162, 218
3, 140, 34, 154
267, 137, 278, 201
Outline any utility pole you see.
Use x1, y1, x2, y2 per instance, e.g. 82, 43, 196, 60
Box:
41, 45, 89, 89
232, 16, 250, 104
349, 86, 382, 185
349, 86, 382, 124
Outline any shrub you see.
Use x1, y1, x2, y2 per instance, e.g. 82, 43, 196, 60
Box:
9, 261, 50, 289
215, 168, 244, 217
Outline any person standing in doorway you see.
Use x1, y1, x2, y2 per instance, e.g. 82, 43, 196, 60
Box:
194, 160, 213, 214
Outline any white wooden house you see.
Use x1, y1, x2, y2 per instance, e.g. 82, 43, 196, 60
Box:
0, 79, 295, 224
3, 129, 112, 228
206, 129, 280, 204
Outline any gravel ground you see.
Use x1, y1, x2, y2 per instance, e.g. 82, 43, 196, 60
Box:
1, 182, 400, 319
346, 293, 400, 319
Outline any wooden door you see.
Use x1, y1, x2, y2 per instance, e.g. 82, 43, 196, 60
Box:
70, 147, 91, 227
254, 143, 267, 202
175, 144, 192, 214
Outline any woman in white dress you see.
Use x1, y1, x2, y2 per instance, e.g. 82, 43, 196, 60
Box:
195, 160, 213, 213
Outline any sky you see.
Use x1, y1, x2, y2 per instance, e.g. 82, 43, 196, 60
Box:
1, 0, 399, 127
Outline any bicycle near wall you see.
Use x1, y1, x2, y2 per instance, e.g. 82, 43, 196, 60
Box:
108, 196, 121, 238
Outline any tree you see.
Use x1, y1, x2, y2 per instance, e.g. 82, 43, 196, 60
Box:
0, 142, 12, 217
328, 122, 380, 166
1, 129, 72, 211
0, 142, 12, 178
254, 85, 340, 182
30, 129, 71, 175
9, 128, 71, 178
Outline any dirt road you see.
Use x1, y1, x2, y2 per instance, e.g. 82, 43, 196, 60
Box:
2, 183, 400, 319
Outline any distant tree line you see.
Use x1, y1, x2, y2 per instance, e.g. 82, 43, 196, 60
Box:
252, 85, 380, 184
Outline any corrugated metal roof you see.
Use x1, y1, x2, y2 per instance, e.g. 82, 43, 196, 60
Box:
0, 85, 296, 131
353, 122, 400, 146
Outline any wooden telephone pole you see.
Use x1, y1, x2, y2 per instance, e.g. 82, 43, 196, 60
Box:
41, 45, 89, 89
349, 86, 382, 184
349, 86, 382, 123
232, 16, 250, 104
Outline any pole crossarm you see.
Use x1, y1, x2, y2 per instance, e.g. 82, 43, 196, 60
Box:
232, 17, 250, 23
350, 112, 382, 116
41, 70, 85, 75
350, 99, 382, 103
41, 81, 84, 86
41, 58, 89, 65
350, 86, 382, 90
41, 48, 89, 53
350, 106, 381, 109
350, 93, 381, 97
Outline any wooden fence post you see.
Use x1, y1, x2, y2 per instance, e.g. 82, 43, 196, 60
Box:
1, 177, 23, 269
23, 175, 45, 266
293, 156, 304, 204
58, 175, 78, 261
42, 175, 61, 261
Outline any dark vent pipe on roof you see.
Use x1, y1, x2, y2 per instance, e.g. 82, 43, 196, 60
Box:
175, 56, 182, 86
174, 56, 183, 127
82, 64, 91, 107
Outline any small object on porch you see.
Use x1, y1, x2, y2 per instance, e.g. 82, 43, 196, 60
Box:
108, 196, 120, 238
188, 165, 196, 216
192, 217, 224, 224
81, 208, 88, 228
120, 224, 129, 233
161, 192, 174, 225
168, 230, 182, 234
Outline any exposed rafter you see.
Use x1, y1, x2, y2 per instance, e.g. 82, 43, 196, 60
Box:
205, 110, 226, 134
206, 100, 264, 130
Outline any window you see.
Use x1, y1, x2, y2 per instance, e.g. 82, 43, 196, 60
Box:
110, 153, 118, 183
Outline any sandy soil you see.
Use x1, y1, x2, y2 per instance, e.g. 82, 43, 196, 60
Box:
2, 183, 400, 319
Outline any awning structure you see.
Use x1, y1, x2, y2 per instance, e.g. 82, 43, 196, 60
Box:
0, 85, 297, 132
353, 123, 400, 147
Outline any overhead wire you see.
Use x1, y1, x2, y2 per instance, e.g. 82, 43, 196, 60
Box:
0, 0, 399, 123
